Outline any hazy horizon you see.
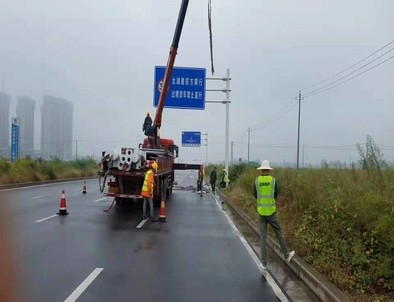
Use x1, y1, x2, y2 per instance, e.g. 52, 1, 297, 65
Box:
1, 0, 393, 166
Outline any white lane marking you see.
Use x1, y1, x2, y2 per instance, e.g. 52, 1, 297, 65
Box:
136, 218, 149, 229
177, 170, 192, 185
213, 194, 289, 302
33, 195, 45, 199
35, 214, 57, 223
93, 197, 107, 202
64, 268, 104, 302
0, 179, 94, 192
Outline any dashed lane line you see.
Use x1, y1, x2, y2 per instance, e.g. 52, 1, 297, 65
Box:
64, 268, 104, 302
35, 214, 57, 223
93, 197, 108, 202
136, 218, 149, 229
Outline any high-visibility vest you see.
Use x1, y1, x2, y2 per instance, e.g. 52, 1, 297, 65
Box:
141, 170, 154, 197
223, 172, 229, 182
255, 175, 276, 216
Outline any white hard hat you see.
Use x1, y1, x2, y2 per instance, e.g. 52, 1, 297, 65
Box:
257, 160, 273, 170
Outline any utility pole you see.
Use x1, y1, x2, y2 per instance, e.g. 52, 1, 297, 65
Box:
231, 141, 233, 166
75, 139, 78, 161
247, 127, 250, 163
296, 91, 302, 169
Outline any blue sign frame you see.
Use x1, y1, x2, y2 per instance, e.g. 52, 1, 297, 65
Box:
182, 131, 201, 147
11, 117, 19, 161
154, 66, 206, 110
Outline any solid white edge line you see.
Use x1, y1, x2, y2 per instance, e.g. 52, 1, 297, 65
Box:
32, 195, 45, 199
136, 218, 149, 229
213, 193, 289, 302
93, 197, 107, 202
64, 268, 103, 302
35, 214, 57, 223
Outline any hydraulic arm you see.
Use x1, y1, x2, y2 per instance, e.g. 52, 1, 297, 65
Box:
152, 0, 189, 149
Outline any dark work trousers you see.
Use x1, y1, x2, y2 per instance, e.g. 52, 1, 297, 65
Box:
259, 212, 290, 266
143, 197, 154, 218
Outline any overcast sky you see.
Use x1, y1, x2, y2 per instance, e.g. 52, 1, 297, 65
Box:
1, 0, 393, 166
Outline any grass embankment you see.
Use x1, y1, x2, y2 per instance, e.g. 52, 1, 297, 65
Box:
0, 157, 98, 185
206, 164, 394, 302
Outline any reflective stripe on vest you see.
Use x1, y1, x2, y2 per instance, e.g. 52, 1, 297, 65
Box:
142, 170, 153, 193
255, 175, 276, 216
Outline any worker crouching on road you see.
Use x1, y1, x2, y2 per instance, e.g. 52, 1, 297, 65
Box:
141, 162, 158, 222
253, 160, 295, 270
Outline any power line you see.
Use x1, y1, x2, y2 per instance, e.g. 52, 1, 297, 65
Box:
304, 48, 394, 97
249, 96, 298, 131
304, 55, 394, 98
234, 129, 248, 143
301, 40, 394, 91
253, 101, 298, 131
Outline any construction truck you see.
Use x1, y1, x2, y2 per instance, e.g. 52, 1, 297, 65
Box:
98, 0, 201, 207
98, 138, 180, 206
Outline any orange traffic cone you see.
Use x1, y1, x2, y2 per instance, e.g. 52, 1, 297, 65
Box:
82, 181, 87, 194
159, 199, 167, 222
57, 190, 69, 215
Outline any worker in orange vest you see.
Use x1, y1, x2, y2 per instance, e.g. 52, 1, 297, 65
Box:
141, 162, 158, 221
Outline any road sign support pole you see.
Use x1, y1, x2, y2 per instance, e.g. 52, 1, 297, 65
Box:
224, 68, 230, 187
202, 132, 208, 166
205, 68, 231, 188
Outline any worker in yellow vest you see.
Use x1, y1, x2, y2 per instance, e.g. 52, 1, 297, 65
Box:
253, 160, 295, 270
141, 162, 158, 221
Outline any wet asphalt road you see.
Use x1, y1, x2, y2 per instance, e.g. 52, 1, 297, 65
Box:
2, 171, 290, 302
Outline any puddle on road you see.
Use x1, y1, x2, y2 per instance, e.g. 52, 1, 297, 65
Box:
222, 200, 320, 302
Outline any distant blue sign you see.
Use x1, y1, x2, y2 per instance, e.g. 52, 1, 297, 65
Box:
11, 117, 20, 161
154, 66, 206, 110
182, 131, 201, 147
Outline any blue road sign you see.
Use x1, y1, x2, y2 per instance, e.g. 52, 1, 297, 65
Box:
182, 131, 201, 147
154, 66, 206, 110
11, 117, 20, 161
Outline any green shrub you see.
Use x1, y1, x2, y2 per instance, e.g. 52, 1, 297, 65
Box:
225, 165, 394, 299
0, 158, 11, 176
9, 159, 39, 183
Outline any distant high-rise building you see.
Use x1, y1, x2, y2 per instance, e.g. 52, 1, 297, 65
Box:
16, 96, 36, 157
0, 92, 11, 157
41, 95, 73, 160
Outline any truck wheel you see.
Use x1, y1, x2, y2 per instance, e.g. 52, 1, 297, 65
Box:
166, 185, 172, 198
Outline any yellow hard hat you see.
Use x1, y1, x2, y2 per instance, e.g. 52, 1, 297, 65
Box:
147, 111, 150, 115
152, 162, 158, 171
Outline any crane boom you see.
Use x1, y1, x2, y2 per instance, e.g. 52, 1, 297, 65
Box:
152, 0, 189, 149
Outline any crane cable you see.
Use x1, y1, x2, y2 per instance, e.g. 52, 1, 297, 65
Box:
208, 0, 215, 75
